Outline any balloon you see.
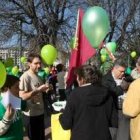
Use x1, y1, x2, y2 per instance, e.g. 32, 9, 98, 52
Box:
125, 67, 132, 75
0, 61, 6, 88
100, 48, 107, 55
12, 66, 19, 76
101, 55, 107, 62
20, 56, 27, 64
130, 51, 136, 58
38, 70, 46, 80
4, 58, 14, 67
82, 6, 110, 48
44, 67, 50, 75
6, 67, 12, 73
41, 44, 57, 65
106, 42, 117, 54
100, 61, 113, 75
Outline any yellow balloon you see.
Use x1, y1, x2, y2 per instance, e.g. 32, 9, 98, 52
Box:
0, 61, 7, 88
101, 55, 107, 62
130, 51, 136, 58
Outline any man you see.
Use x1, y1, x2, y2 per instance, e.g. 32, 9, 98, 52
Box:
102, 59, 127, 139
123, 78, 140, 140
19, 53, 49, 140
131, 57, 140, 79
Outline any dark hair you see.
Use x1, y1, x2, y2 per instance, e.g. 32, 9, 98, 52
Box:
75, 65, 101, 84
1, 75, 20, 92
113, 59, 127, 68
56, 64, 64, 72
27, 53, 42, 63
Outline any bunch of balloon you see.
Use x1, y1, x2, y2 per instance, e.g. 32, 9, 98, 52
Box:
82, 6, 110, 49
0, 61, 7, 88
100, 48, 107, 63
41, 44, 58, 65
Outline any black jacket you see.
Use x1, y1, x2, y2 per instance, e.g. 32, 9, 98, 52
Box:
102, 72, 124, 108
59, 84, 114, 140
101, 72, 124, 127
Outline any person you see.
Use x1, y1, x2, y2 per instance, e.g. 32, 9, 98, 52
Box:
48, 65, 57, 92
115, 75, 133, 140
0, 75, 23, 140
131, 57, 140, 79
123, 78, 140, 140
101, 59, 128, 139
56, 64, 66, 101
59, 65, 115, 140
19, 53, 49, 140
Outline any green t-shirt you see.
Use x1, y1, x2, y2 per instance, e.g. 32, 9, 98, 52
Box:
0, 99, 23, 140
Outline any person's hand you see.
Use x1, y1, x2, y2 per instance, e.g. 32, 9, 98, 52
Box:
4, 104, 15, 120
45, 83, 53, 93
120, 79, 130, 91
37, 84, 49, 93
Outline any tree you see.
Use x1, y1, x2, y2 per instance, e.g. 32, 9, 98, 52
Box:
86, 0, 140, 53
0, 0, 87, 53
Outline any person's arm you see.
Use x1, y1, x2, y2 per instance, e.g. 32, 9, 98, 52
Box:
123, 81, 140, 117
0, 105, 15, 136
19, 84, 49, 100
59, 93, 75, 130
102, 76, 124, 96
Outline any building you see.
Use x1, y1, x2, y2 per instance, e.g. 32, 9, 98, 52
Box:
0, 47, 28, 68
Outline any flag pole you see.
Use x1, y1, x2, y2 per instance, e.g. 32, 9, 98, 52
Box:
73, 9, 80, 49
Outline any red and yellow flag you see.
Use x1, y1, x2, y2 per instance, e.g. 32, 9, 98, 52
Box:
66, 9, 96, 88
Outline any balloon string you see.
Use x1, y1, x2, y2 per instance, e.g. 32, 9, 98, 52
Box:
104, 45, 116, 62
128, 55, 130, 67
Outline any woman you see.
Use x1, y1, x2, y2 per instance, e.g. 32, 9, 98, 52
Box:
59, 65, 115, 140
0, 75, 24, 140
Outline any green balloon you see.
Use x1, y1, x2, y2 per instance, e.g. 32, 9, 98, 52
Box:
12, 66, 19, 76
82, 6, 110, 49
38, 70, 46, 80
6, 67, 12, 73
130, 51, 136, 58
0, 61, 6, 88
44, 67, 50, 74
41, 44, 57, 65
20, 56, 27, 64
106, 42, 116, 54
100, 48, 107, 55
125, 67, 132, 75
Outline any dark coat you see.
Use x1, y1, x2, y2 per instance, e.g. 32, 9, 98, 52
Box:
101, 72, 124, 127
59, 84, 114, 140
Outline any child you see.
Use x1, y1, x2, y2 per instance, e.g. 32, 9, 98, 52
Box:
0, 75, 23, 140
